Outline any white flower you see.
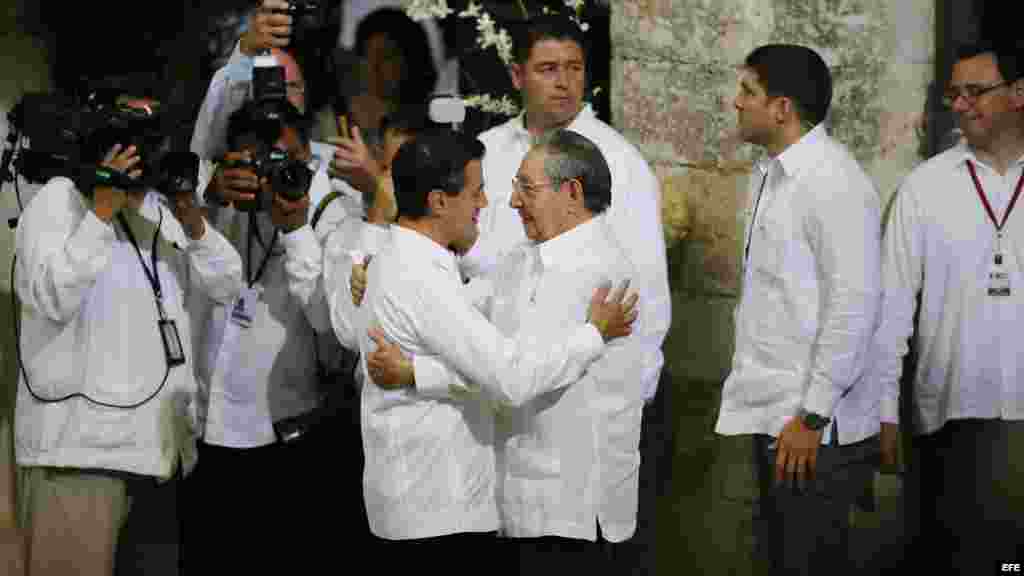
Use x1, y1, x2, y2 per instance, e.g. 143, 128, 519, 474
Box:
403, 0, 453, 21
463, 94, 520, 116
564, 0, 586, 13
458, 1, 483, 19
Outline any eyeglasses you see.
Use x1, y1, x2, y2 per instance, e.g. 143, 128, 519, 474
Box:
511, 175, 555, 196
942, 79, 1013, 107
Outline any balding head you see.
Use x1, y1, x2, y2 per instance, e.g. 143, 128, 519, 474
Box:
270, 48, 306, 113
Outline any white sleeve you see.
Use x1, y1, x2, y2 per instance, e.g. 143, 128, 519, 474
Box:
14, 178, 117, 324
397, 270, 605, 407
191, 41, 252, 161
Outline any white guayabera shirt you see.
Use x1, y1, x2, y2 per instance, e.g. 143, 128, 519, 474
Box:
715, 124, 883, 446
413, 215, 649, 543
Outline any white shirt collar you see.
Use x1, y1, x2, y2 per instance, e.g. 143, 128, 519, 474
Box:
955, 142, 1024, 171
774, 123, 827, 179
511, 104, 597, 142
391, 224, 458, 274
536, 215, 603, 273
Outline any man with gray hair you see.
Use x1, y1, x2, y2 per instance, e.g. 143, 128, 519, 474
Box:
368, 129, 650, 571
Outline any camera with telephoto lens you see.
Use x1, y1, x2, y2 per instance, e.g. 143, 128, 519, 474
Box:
224, 92, 313, 213
221, 147, 312, 213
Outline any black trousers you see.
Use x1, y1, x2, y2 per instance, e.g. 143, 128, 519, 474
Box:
182, 418, 361, 575
372, 532, 506, 575
913, 419, 1024, 573
752, 431, 879, 576
516, 528, 627, 575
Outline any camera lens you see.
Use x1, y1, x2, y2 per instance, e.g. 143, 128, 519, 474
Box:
272, 160, 312, 202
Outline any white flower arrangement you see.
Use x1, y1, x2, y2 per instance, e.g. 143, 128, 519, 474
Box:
403, 0, 598, 117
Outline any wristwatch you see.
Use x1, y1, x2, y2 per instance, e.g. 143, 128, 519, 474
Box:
798, 409, 830, 431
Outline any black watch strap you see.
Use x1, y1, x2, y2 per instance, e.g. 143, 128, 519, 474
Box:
799, 409, 830, 431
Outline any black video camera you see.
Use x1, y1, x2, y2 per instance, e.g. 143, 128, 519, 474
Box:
221, 148, 312, 213
6, 86, 198, 201
9, 92, 162, 190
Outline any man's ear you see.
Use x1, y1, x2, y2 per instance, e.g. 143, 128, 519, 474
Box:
774, 96, 793, 125
565, 178, 585, 214
510, 62, 525, 92
1011, 78, 1024, 111
426, 188, 447, 217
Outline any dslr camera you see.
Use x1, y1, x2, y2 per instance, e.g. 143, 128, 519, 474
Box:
221, 148, 312, 213
223, 98, 313, 213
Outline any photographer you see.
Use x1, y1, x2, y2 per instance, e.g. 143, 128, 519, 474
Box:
191, 0, 360, 219
185, 96, 344, 572
13, 96, 243, 575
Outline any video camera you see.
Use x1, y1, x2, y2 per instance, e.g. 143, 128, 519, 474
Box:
4, 84, 198, 200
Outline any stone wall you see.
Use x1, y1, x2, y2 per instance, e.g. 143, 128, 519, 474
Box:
610, 0, 934, 573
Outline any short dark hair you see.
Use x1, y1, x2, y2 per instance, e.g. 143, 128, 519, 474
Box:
354, 8, 438, 105
956, 40, 1024, 84
744, 44, 832, 127
226, 98, 311, 152
536, 129, 610, 215
392, 129, 485, 220
514, 14, 587, 64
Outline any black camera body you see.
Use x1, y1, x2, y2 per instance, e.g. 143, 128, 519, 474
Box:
7, 89, 197, 200
221, 148, 312, 213
10, 93, 161, 188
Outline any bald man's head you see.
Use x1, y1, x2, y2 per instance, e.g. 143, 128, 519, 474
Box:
270, 48, 306, 113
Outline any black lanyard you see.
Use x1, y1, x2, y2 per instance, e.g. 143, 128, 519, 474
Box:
246, 213, 279, 288
117, 209, 166, 320
744, 168, 770, 264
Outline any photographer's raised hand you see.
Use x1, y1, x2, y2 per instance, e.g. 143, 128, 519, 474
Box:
327, 125, 381, 195
270, 186, 309, 233
240, 0, 292, 55
209, 151, 258, 207
170, 189, 206, 240
92, 144, 143, 223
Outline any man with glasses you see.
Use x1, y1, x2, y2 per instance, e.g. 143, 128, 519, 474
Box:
871, 40, 1024, 568
464, 17, 671, 572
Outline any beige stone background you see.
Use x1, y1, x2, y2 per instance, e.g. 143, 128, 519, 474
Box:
610, 0, 934, 573
0, 0, 939, 572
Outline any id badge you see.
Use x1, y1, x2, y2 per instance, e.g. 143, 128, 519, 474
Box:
159, 319, 186, 367
988, 253, 1011, 297
230, 286, 261, 328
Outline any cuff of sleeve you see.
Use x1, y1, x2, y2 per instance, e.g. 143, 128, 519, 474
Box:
802, 379, 843, 420
413, 355, 453, 398
279, 224, 318, 255
575, 323, 605, 362
881, 393, 900, 425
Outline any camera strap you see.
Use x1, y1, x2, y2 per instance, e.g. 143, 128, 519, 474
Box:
117, 209, 186, 367
246, 213, 279, 288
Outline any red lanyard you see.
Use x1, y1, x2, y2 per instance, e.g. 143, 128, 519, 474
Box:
967, 160, 1024, 234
